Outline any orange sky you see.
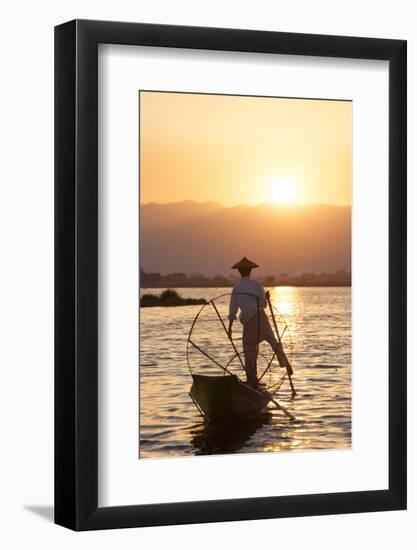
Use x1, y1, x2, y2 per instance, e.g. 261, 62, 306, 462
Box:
140, 91, 352, 207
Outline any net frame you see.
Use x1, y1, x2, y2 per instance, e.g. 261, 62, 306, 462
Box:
186, 291, 293, 393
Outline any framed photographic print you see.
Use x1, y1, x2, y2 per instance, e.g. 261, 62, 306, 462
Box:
55, 20, 407, 530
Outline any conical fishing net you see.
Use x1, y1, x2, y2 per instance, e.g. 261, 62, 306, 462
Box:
186, 292, 293, 393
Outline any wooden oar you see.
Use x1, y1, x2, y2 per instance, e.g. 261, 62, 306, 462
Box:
271, 398, 296, 421
267, 295, 296, 397
264, 391, 296, 420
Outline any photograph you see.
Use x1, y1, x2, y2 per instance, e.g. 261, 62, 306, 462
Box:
139, 90, 352, 459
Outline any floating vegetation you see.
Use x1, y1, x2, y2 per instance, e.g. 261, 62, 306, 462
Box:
140, 289, 207, 308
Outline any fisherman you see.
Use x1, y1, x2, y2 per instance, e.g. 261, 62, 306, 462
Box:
227, 257, 290, 389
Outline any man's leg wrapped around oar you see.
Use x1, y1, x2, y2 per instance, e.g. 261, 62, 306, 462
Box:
242, 309, 293, 388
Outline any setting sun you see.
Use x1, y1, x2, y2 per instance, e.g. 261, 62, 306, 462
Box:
270, 179, 297, 205
140, 92, 352, 206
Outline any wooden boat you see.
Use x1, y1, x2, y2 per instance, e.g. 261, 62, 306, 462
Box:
189, 374, 271, 422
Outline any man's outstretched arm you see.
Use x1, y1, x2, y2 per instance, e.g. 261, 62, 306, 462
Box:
228, 292, 238, 338
227, 319, 233, 339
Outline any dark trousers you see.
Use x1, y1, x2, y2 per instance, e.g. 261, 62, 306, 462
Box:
242, 309, 284, 387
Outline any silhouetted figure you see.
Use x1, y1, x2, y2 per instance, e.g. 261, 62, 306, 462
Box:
227, 257, 286, 388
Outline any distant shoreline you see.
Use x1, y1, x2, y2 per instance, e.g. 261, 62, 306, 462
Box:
141, 282, 351, 289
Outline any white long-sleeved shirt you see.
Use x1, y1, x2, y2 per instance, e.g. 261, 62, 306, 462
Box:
228, 277, 267, 324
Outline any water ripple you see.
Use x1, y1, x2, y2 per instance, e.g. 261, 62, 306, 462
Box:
140, 286, 351, 458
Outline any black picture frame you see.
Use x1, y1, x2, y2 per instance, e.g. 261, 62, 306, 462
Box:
55, 19, 407, 531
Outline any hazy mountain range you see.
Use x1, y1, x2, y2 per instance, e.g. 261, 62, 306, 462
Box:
140, 201, 351, 276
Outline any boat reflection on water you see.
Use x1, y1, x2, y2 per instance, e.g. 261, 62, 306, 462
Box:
189, 412, 274, 455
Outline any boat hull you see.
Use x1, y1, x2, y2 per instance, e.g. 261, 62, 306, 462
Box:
190, 374, 271, 422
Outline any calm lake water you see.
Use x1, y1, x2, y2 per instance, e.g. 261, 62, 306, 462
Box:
139, 286, 351, 458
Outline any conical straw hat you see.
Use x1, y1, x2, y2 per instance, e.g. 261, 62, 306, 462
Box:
231, 256, 259, 269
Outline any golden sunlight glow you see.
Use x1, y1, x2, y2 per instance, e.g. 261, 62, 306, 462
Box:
269, 179, 297, 205
270, 286, 296, 316
140, 92, 352, 206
